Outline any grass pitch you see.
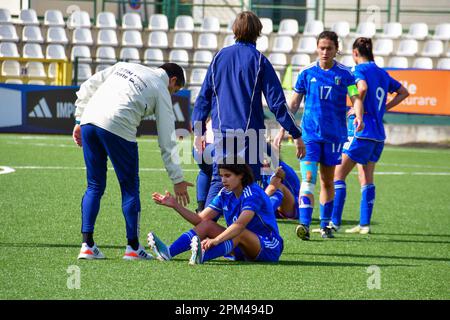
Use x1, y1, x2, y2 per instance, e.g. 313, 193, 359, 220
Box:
0, 134, 449, 300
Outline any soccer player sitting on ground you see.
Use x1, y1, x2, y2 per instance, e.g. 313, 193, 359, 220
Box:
330, 37, 409, 234
147, 158, 284, 264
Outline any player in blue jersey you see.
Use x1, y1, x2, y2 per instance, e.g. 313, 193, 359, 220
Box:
192, 11, 305, 208
275, 31, 365, 240
147, 159, 283, 264
330, 37, 409, 234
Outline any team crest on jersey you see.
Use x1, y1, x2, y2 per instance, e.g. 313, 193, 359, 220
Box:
335, 76, 341, 85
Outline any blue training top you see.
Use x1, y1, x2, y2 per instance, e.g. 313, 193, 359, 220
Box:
208, 182, 282, 240
294, 60, 357, 144
350, 61, 401, 141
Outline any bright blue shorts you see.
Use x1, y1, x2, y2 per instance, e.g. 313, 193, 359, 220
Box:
303, 141, 344, 166
233, 234, 283, 262
343, 136, 384, 165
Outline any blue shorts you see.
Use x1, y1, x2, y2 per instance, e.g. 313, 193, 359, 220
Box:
303, 141, 344, 166
343, 137, 384, 165
233, 234, 283, 262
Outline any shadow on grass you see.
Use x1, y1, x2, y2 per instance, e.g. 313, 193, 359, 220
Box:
206, 259, 414, 267
277, 219, 369, 226
0, 242, 123, 249
373, 232, 450, 238
294, 252, 450, 263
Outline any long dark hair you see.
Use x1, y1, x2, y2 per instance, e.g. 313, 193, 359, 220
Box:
317, 30, 339, 49
352, 37, 375, 61
218, 157, 254, 188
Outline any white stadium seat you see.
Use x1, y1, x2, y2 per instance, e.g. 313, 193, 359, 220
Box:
119, 47, 140, 63
143, 48, 164, 66
71, 45, 92, 62
28, 80, 46, 85
193, 50, 213, 67
395, 39, 418, 57
223, 34, 235, 47
260, 18, 273, 35
67, 10, 91, 29
26, 62, 46, 79
1, 60, 20, 77
291, 53, 311, 67
189, 68, 208, 85
75, 63, 92, 83
95, 46, 116, 63
147, 31, 168, 49
339, 55, 355, 67
0, 25, 19, 42
404, 23, 428, 40
197, 33, 218, 50
373, 39, 394, 56
0, 8, 12, 24
46, 27, 68, 45
169, 49, 189, 67
46, 44, 67, 59
388, 56, 409, 68
331, 21, 350, 38
352, 22, 376, 38
303, 20, 324, 37
278, 19, 298, 36
189, 86, 201, 104
432, 23, 450, 41
148, 14, 169, 31
225, 18, 235, 34
122, 13, 143, 30
44, 10, 65, 27
378, 22, 403, 39
374, 56, 385, 68
0, 42, 19, 57
268, 53, 287, 70
121, 30, 143, 48
200, 17, 220, 33
95, 64, 112, 73
72, 28, 94, 46
436, 58, 450, 70
174, 15, 194, 32
97, 29, 118, 47
96, 12, 117, 29
296, 36, 317, 54
421, 40, 444, 57
22, 26, 44, 43
256, 35, 269, 52
412, 57, 433, 69
173, 32, 193, 49
19, 9, 39, 25
23, 43, 44, 59
272, 35, 293, 53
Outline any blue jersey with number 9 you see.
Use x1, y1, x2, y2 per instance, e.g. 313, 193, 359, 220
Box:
351, 62, 401, 141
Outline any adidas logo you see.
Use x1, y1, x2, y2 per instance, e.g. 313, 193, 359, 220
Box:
311, 77, 317, 82
223, 205, 228, 211
29, 98, 52, 118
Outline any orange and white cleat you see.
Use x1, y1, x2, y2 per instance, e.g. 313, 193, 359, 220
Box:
77, 243, 105, 260
123, 245, 153, 261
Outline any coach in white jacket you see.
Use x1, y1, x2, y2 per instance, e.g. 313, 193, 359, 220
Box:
73, 62, 192, 260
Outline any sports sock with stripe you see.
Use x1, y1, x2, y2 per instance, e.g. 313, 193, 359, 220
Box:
360, 184, 375, 226
169, 229, 197, 257
203, 239, 234, 262
331, 180, 346, 226
320, 200, 334, 229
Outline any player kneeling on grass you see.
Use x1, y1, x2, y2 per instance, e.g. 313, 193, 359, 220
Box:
148, 159, 284, 265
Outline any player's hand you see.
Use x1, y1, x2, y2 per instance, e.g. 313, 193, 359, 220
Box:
353, 117, 365, 132
193, 135, 205, 155
273, 128, 285, 151
347, 108, 356, 117
173, 181, 194, 207
201, 237, 219, 251
294, 137, 306, 159
72, 124, 82, 147
152, 191, 177, 208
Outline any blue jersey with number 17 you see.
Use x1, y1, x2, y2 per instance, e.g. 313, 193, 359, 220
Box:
351, 62, 401, 141
294, 60, 357, 144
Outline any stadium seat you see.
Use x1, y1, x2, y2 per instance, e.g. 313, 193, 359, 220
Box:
278, 19, 298, 36
352, 22, 376, 38
378, 22, 403, 39
95, 46, 116, 63
373, 39, 394, 56
193, 50, 213, 67
44, 10, 65, 27
432, 23, 450, 41
374, 56, 385, 68
67, 10, 91, 29
28, 80, 46, 85
148, 14, 169, 31
174, 15, 194, 32
122, 13, 143, 30
189, 68, 207, 85
143, 48, 164, 66
260, 18, 273, 35
147, 31, 168, 49
119, 47, 140, 63
0, 8, 12, 24
331, 21, 350, 38
19, 9, 39, 26
71, 45, 92, 62
303, 20, 324, 37
256, 35, 269, 52
395, 39, 418, 57
4, 79, 23, 84
272, 35, 293, 53
97, 29, 118, 46
96, 12, 117, 29
22, 26, 44, 43
404, 23, 428, 40
225, 18, 234, 34
189, 86, 201, 104
268, 53, 287, 70
387, 56, 409, 68
46, 44, 67, 59
291, 53, 311, 67
46, 27, 68, 45
75, 63, 92, 83
169, 49, 189, 67
121, 30, 143, 48
339, 55, 355, 67
72, 28, 94, 46
95, 64, 112, 73
296, 36, 317, 54
0, 24, 19, 42
172, 32, 194, 49
223, 34, 235, 47
25, 62, 46, 79
197, 33, 218, 50
420, 40, 444, 57
200, 17, 220, 33
412, 57, 433, 69
1, 60, 20, 77
0, 42, 19, 57
436, 58, 450, 70
23, 43, 44, 59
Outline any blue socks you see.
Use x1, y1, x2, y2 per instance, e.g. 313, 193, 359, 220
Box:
299, 195, 313, 226
360, 184, 375, 226
320, 200, 334, 228
270, 189, 284, 212
203, 239, 234, 262
169, 229, 197, 257
331, 180, 346, 226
